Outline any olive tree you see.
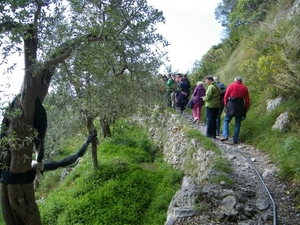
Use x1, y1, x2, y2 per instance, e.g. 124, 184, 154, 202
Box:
0, 0, 166, 224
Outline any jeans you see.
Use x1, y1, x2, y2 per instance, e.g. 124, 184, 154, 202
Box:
222, 116, 242, 143
205, 107, 219, 138
216, 106, 224, 135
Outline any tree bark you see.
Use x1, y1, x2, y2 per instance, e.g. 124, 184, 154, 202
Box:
1, 95, 42, 224
0, 26, 52, 225
100, 117, 111, 138
86, 116, 98, 169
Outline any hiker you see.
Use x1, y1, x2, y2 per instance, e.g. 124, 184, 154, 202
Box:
171, 74, 178, 108
220, 77, 250, 144
166, 74, 174, 107
191, 81, 206, 123
177, 76, 190, 114
213, 76, 226, 136
183, 74, 191, 97
202, 75, 221, 139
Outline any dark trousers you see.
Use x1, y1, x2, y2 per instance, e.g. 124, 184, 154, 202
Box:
205, 107, 219, 138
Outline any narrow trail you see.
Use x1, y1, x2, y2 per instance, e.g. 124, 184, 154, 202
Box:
177, 110, 299, 225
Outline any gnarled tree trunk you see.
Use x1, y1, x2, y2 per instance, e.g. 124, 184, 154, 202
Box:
86, 116, 98, 169
0, 27, 53, 225
100, 116, 111, 138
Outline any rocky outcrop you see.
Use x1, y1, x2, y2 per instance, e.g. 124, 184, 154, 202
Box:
266, 97, 290, 132
148, 111, 220, 224
288, 0, 300, 16
149, 112, 216, 182
272, 112, 290, 132
267, 97, 283, 112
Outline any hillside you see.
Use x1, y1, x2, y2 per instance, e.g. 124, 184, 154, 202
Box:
190, 0, 300, 184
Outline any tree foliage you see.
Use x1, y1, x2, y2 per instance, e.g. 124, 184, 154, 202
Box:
0, 0, 167, 224
215, 0, 239, 35
228, 0, 274, 29
215, 0, 274, 36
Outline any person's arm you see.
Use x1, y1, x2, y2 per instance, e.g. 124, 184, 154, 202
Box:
223, 85, 231, 107
202, 86, 212, 101
244, 88, 250, 112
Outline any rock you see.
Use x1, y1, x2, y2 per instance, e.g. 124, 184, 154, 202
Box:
173, 207, 195, 218
272, 112, 290, 131
220, 181, 226, 186
218, 195, 237, 218
262, 169, 276, 179
165, 176, 199, 225
267, 97, 283, 112
262, 212, 273, 222
257, 198, 270, 210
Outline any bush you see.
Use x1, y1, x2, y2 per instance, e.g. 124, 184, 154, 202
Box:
38, 119, 183, 225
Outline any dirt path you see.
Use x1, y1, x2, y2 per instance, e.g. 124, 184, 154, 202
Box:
177, 111, 300, 225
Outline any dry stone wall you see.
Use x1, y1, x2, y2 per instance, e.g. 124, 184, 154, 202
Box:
147, 110, 219, 224
148, 110, 216, 182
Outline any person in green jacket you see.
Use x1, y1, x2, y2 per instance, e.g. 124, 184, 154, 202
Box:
166, 74, 174, 107
202, 75, 221, 139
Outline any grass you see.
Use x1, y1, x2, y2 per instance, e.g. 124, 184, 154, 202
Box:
211, 157, 235, 187
239, 99, 300, 183
37, 119, 184, 225
184, 125, 221, 155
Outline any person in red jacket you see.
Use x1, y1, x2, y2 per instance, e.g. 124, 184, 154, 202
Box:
220, 77, 250, 144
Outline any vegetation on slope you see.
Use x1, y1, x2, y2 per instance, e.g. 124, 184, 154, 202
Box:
37, 119, 183, 225
190, 0, 300, 189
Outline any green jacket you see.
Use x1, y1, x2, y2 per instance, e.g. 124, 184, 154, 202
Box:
167, 78, 175, 92
203, 81, 221, 108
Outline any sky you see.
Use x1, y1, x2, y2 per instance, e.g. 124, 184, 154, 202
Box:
147, 0, 223, 73
0, 0, 223, 101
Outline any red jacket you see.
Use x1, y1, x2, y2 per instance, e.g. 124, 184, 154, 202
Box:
224, 81, 250, 112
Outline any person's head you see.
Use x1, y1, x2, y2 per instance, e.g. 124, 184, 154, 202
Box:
213, 76, 219, 82
205, 75, 214, 85
197, 81, 203, 86
234, 77, 242, 82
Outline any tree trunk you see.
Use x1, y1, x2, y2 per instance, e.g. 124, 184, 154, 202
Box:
86, 116, 98, 169
0, 28, 53, 224
1, 96, 42, 225
100, 117, 111, 138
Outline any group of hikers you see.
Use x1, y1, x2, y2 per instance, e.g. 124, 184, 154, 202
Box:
159, 74, 250, 144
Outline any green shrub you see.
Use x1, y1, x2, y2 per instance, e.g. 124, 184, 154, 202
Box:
38, 119, 183, 225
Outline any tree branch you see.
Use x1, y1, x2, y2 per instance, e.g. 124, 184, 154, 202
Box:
0, 21, 18, 33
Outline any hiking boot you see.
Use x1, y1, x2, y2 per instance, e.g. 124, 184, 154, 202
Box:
220, 137, 228, 141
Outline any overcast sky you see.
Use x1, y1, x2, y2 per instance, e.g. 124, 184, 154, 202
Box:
147, 0, 223, 73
